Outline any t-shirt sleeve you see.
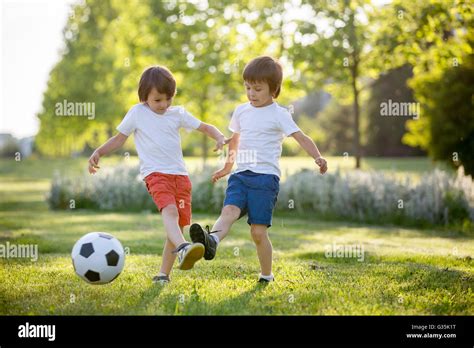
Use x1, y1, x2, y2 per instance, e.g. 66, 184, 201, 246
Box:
116, 106, 137, 136
228, 107, 241, 133
278, 109, 301, 137
180, 107, 202, 132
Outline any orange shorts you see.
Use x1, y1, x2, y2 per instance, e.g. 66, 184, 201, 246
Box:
144, 172, 192, 227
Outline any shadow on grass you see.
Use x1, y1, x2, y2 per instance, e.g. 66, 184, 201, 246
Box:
296, 250, 473, 272
363, 225, 473, 240
131, 284, 166, 314
175, 283, 270, 315
390, 262, 473, 314
273, 212, 473, 239
296, 250, 373, 264
296, 250, 473, 314
0, 200, 47, 212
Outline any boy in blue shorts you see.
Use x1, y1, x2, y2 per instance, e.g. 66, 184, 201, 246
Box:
190, 56, 328, 282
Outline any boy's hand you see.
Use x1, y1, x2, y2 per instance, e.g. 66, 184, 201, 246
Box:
211, 167, 231, 183
213, 136, 231, 152
315, 156, 328, 174
88, 151, 101, 174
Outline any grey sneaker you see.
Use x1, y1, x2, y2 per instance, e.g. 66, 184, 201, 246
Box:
173, 242, 205, 270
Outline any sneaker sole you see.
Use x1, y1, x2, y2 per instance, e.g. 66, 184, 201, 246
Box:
178, 243, 205, 270
190, 224, 215, 260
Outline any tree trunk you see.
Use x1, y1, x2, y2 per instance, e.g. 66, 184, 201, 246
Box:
348, 3, 361, 169
351, 65, 361, 169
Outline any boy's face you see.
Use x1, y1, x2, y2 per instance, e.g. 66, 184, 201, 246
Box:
245, 81, 274, 108
146, 88, 172, 114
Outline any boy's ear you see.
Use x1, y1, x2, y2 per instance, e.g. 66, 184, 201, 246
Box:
272, 86, 280, 98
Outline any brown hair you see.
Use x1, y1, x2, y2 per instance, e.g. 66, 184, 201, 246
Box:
138, 66, 176, 102
243, 56, 283, 98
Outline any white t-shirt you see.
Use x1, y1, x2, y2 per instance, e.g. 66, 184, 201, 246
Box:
229, 102, 300, 178
117, 103, 201, 179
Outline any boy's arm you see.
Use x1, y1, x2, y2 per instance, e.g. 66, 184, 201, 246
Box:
197, 122, 230, 152
88, 132, 128, 174
212, 132, 240, 183
291, 131, 328, 174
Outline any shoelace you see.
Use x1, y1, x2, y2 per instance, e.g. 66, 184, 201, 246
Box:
171, 242, 191, 255
170, 225, 219, 255
205, 225, 221, 234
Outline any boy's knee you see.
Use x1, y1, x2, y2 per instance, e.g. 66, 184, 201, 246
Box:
221, 205, 241, 221
250, 227, 268, 244
162, 204, 179, 217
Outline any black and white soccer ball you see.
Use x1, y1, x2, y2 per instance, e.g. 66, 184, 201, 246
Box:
72, 232, 125, 284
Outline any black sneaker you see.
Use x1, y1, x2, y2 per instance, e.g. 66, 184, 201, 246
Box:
190, 223, 218, 260
152, 274, 170, 284
258, 274, 275, 283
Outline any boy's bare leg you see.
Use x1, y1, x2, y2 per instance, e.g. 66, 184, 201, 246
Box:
161, 205, 187, 247
159, 237, 177, 275
158, 206, 189, 276
250, 224, 273, 276
211, 205, 241, 242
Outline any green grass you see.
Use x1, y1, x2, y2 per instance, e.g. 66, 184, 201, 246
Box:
0, 156, 472, 315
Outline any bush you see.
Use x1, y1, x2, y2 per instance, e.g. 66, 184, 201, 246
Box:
48, 164, 151, 211
47, 164, 474, 228
277, 167, 473, 226
0, 139, 21, 158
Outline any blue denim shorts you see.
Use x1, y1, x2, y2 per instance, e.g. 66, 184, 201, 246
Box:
223, 170, 280, 227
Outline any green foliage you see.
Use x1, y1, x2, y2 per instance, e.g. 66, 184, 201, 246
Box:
372, 0, 474, 173
290, 0, 373, 167
36, 0, 127, 156
36, 0, 304, 159
407, 56, 474, 174
312, 99, 354, 155
34, 0, 474, 178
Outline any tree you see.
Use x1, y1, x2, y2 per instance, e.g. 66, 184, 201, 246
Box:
37, 0, 301, 160
290, 0, 373, 168
364, 65, 424, 156
407, 55, 474, 174
371, 0, 474, 174
36, 0, 128, 156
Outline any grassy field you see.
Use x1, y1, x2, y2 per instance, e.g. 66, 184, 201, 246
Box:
0, 156, 472, 315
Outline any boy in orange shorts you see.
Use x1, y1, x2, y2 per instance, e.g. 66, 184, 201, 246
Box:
88, 65, 228, 284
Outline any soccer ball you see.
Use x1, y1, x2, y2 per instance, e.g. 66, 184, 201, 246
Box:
72, 232, 125, 284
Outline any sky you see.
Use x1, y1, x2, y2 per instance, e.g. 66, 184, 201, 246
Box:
1, 0, 76, 139
0, 0, 392, 140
